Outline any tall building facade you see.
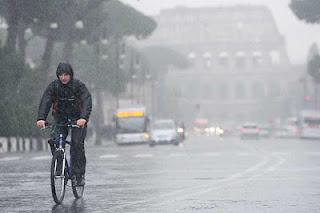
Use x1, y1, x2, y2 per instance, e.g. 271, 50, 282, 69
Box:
141, 5, 302, 124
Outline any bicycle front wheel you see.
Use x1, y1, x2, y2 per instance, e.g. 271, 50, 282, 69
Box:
51, 151, 66, 204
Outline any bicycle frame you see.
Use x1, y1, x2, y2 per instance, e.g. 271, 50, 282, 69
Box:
57, 133, 70, 169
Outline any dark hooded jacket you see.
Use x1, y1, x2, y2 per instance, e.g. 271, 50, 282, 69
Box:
37, 63, 92, 123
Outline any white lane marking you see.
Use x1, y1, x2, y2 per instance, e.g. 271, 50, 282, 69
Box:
134, 154, 153, 158
100, 154, 119, 159
272, 152, 291, 156
32, 156, 51, 160
266, 157, 286, 172
108, 155, 272, 211
236, 152, 255, 156
169, 153, 185, 157
243, 157, 270, 173
204, 152, 221, 157
0, 156, 22, 161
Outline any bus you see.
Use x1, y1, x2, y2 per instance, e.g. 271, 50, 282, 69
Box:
298, 110, 320, 139
113, 106, 150, 145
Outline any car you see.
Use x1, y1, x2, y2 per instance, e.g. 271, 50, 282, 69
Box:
240, 122, 260, 139
149, 119, 180, 146
285, 125, 299, 138
273, 127, 289, 138
259, 124, 271, 138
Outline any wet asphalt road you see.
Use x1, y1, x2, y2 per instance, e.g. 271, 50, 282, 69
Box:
1, 135, 320, 212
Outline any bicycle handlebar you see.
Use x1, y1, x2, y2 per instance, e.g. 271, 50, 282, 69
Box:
41, 122, 82, 129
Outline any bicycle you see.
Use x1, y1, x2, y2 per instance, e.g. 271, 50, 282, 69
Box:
45, 122, 84, 204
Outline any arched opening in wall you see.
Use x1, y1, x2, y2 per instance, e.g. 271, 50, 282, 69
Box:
188, 52, 197, 67
219, 83, 230, 100
235, 51, 246, 69
251, 82, 265, 99
202, 52, 212, 69
218, 52, 229, 67
252, 51, 263, 67
235, 83, 246, 100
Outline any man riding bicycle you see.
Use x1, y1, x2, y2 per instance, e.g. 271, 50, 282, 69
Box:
36, 62, 92, 186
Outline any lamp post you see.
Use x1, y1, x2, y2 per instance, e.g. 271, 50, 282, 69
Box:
92, 31, 109, 145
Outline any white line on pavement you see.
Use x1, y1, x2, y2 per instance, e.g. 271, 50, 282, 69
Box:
236, 152, 255, 156
0, 156, 22, 161
32, 156, 52, 160
100, 154, 119, 159
271, 152, 291, 156
134, 154, 153, 158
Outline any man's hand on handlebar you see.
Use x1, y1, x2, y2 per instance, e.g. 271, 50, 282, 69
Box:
36, 120, 46, 129
76, 119, 87, 128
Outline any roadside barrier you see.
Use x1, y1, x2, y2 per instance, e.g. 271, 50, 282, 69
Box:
8, 137, 17, 152
0, 137, 99, 153
0, 137, 50, 153
0, 137, 8, 153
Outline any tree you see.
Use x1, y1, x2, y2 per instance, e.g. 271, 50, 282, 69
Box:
72, 0, 156, 145
289, 0, 320, 23
307, 44, 320, 108
140, 46, 190, 80
0, 47, 39, 138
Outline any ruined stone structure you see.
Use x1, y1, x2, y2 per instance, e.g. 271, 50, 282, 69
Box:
142, 5, 302, 125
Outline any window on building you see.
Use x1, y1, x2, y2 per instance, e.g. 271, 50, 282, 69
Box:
235, 51, 246, 69
218, 52, 229, 67
252, 51, 263, 67
202, 52, 212, 68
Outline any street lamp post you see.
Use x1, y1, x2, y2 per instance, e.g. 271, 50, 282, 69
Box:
93, 31, 109, 145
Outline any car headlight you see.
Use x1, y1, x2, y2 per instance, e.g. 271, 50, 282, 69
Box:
177, 128, 184, 133
144, 133, 150, 140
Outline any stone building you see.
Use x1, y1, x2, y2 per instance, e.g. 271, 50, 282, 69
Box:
141, 5, 303, 125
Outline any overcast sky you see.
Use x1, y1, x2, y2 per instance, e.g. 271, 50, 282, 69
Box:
121, 0, 320, 64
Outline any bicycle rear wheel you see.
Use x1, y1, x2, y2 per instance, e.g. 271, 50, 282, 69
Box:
51, 151, 67, 204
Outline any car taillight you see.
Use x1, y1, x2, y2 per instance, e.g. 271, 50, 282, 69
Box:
257, 128, 260, 133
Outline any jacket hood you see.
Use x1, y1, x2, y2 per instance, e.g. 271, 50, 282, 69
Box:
56, 62, 74, 79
